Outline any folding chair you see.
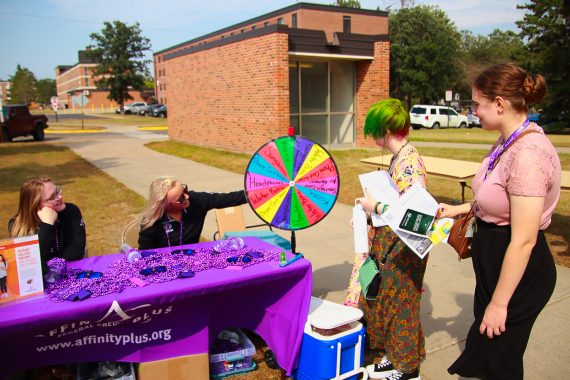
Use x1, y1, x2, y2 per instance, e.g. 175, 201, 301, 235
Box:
212, 206, 272, 240
121, 217, 141, 250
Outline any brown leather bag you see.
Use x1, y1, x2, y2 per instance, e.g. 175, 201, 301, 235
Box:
448, 205, 475, 260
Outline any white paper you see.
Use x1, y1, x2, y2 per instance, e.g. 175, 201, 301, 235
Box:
352, 204, 369, 253
381, 183, 439, 259
358, 170, 399, 227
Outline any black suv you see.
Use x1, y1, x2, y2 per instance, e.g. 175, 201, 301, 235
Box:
1, 105, 49, 142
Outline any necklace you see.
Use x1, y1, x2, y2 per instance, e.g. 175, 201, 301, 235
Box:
163, 218, 183, 247
485, 119, 530, 180
389, 141, 409, 174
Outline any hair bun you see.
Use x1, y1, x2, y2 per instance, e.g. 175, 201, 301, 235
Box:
523, 74, 547, 105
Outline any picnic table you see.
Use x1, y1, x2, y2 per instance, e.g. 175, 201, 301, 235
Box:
360, 155, 481, 202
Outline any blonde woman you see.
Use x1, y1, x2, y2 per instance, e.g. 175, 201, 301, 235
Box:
138, 177, 247, 249
9, 178, 86, 273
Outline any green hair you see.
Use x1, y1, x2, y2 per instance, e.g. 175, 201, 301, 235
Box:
363, 98, 410, 139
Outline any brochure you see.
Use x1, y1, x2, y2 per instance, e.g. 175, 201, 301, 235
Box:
358, 170, 399, 227
0, 235, 44, 304
381, 183, 439, 259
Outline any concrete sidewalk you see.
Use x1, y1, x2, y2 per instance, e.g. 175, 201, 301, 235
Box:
52, 129, 570, 380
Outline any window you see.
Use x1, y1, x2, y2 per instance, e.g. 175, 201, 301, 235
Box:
292, 13, 297, 28
277, 17, 283, 25
343, 16, 351, 34
264, 21, 269, 27
410, 107, 427, 114
252, 25, 257, 30
430, 108, 437, 115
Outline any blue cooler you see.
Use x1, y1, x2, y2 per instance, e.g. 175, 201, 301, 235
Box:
294, 297, 367, 380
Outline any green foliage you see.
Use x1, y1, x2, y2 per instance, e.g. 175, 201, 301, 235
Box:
389, 6, 461, 108
456, 29, 526, 100
7, 64, 37, 105
87, 20, 152, 109
517, 0, 570, 125
36, 79, 56, 105
332, 0, 361, 8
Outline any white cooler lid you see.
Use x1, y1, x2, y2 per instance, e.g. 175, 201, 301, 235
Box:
307, 296, 363, 329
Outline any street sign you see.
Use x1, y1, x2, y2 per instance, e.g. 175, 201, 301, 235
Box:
445, 90, 452, 102
50, 96, 58, 110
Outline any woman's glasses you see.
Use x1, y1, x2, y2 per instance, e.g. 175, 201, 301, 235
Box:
174, 184, 189, 204
44, 185, 63, 203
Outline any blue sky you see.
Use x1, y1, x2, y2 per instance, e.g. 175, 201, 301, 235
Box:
0, 0, 527, 80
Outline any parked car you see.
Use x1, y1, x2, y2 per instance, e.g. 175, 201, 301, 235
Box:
115, 102, 147, 114
140, 103, 163, 116
410, 105, 468, 129
1, 104, 49, 142
467, 112, 481, 128
151, 105, 167, 118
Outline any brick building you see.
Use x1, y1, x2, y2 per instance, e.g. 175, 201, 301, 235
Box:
155, 2, 389, 152
56, 50, 150, 111
0, 81, 10, 105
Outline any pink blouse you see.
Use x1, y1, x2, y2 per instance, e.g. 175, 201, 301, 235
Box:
472, 123, 561, 229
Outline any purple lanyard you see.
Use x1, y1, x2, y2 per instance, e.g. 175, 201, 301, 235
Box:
485, 118, 530, 180
164, 219, 183, 247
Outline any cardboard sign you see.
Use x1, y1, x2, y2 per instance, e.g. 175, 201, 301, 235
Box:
0, 235, 44, 304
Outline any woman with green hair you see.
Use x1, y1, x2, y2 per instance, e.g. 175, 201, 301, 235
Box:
349, 98, 427, 380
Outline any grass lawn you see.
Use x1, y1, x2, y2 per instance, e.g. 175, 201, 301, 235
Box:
0, 142, 146, 256
46, 113, 167, 130
146, 140, 570, 267
410, 127, 570, 147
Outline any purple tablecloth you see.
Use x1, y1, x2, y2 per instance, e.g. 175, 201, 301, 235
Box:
0, 237, 312, 378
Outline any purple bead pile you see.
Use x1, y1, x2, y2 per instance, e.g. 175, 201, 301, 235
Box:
45, 244, 278, 303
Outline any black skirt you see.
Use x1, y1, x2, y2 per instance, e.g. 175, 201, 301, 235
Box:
448, 218, 556, 380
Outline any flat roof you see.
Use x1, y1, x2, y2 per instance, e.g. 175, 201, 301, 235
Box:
155, 2, 388, 55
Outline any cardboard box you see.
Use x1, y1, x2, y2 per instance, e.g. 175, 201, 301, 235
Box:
138, 353, 209, 380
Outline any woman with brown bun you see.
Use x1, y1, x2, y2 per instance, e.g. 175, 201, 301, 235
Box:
439, 63, 561, 380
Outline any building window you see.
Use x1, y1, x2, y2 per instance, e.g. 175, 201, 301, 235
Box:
277, 17, 283, 25
292, 13, 297, 28
289, 60, 355, 145
252, 25, 257, 30
84, 78, 89, 86
343, 16, 351, 34
241, 29, 245, 33
264, 21, 269, 27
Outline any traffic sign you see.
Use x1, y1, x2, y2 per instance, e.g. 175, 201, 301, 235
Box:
51, 96, 59, 110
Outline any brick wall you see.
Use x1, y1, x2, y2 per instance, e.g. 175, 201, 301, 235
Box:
165, 32, 290, 154
355, 41, 390, 149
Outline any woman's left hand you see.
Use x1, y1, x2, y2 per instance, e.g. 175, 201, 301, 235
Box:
480, 301, 507, 339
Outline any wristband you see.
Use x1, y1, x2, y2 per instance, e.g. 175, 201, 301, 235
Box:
374, 201, 381, 214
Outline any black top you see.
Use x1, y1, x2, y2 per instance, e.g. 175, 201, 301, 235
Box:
138, 190, 247, 250
9, 203, 86, 273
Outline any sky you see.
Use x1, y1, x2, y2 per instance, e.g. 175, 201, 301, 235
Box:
0, 0, 528, 80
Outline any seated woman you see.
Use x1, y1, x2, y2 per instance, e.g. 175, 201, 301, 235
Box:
138, 176, 248, 249
9, 178, 86, 273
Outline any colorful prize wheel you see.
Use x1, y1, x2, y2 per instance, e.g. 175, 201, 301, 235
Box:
244, 135, 340, 252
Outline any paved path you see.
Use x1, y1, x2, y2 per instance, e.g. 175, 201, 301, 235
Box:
49, 126, 570, 380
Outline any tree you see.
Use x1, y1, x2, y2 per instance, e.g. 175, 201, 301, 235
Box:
36, 79, 56, 105
389, 6, 461, 109
333, 0, 361, 8
517, 0, 570, 125
87, 20, 151, 111
8, 65, 37, 105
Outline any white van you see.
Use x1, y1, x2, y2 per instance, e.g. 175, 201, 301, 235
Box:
410, 105, 468, 130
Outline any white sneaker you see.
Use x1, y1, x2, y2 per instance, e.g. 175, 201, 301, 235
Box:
366, 356, 395, 379
383, 368, 420, 380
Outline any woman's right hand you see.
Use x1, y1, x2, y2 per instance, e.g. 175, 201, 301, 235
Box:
38, 207, 58, 225
437, 203, 464, 219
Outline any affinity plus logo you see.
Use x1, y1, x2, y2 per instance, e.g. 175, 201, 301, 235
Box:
35, 300, 174, 338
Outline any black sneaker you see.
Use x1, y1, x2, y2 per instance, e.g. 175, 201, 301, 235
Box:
384, 368, 420, 380
366, 356, 395, 379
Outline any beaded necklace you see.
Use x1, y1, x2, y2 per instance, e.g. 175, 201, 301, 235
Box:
389, 141, 409, 175
45, 244, 278, 303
